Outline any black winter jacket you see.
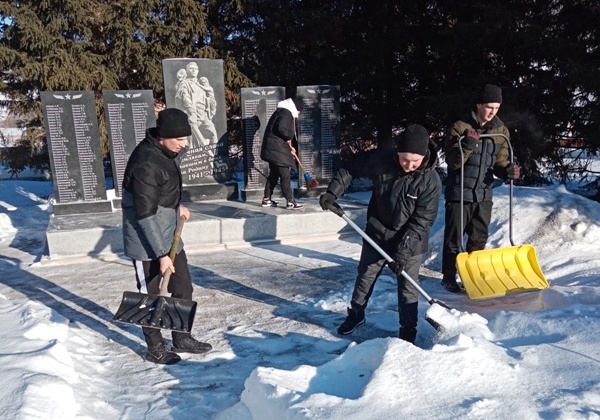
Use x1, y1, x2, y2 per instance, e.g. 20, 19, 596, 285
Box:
121, 128, 184, 261
444, 112, 511, 203
327, 145, 442, 262
260, 108, 296, 168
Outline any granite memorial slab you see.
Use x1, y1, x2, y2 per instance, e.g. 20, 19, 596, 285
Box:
296, 85, 341, 196
41, 90, 112, 215
240, 86, 285, 201
102, 90, 155, 207
163, 58, 235, 200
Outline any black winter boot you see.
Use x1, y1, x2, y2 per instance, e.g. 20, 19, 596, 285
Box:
146, 343, 182, 365
441, 274, 461, 293
399, 327, 417, 344
337, 307, 365, 335
172, 336, 213, 354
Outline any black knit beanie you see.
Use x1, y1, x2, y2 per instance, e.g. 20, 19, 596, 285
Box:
477, 84, 503, 104
396, 124, 430, 156
156, 108, 192, 138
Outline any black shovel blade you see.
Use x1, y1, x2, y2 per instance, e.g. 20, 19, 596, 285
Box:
425, 314, 443, 332
113, 291, 197, 333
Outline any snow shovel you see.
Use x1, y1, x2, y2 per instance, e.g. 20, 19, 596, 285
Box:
113, 216, 197, 332
455, 133, 549, 300
323, 202, 453, 332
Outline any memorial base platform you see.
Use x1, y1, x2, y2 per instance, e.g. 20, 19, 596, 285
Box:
45, 196, 367, 261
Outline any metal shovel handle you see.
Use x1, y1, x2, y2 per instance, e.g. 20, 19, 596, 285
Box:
326, 203, 441, 306
159, 215, 186, 296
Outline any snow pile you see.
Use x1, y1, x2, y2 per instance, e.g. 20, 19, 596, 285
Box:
1, 179, 600, 419
0, 295, 76, 419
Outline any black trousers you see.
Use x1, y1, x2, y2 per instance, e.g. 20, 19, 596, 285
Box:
132, 250, 194, 348
350, 241, 423, 330
263, 162, 294, 203
442, 200, 493, 279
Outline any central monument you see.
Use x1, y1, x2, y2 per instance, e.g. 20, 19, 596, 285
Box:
162, 58, 235, 200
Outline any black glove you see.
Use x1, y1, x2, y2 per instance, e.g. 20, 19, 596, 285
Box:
388, 260, 405, 276
319, 192, 337, 211
461, 129, 480, 150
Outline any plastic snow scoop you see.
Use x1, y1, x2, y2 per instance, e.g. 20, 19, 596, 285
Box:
324, 202, 454, 332
113, 216, 197, 332
455, 133, 549, 300
292, 152, 319, 191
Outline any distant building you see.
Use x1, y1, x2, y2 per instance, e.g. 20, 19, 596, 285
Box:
0, 93, 24, 147
0, 128, 24, 147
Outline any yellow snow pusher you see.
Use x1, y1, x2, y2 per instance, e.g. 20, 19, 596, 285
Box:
455, 133, 549, 300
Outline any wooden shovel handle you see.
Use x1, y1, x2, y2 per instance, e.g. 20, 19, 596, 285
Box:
168, 215, 186, 262
292, 152, 306, 174
160, 215, 186, 296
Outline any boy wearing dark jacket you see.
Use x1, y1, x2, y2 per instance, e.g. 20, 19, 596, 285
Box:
260, 98, 303, 209
441, 84, 520, 293
320, 125, 442, 343
122, 108, 212, 364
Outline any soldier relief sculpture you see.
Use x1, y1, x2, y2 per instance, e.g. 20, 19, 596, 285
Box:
162, 57, 233, 185
175, 61, 219, 156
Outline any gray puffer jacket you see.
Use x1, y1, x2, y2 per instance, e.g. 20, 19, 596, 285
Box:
121, 128, 183, 261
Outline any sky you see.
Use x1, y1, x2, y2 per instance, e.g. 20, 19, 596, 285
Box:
1, 168, 600, 419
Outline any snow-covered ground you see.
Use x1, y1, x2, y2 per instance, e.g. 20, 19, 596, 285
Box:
1, 177, 600, 419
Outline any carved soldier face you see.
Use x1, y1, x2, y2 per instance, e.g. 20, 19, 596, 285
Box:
186, 63, 199, 78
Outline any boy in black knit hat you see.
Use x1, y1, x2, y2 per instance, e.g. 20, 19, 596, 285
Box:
441, 84, 520, 293
319, 124, 442, 344
121, 108, 212, 364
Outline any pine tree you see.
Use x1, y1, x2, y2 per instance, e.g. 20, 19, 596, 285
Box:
0, 0, 252, 172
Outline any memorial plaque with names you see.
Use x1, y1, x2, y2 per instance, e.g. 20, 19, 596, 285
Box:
240, 86, 285, 200
163, 58, 232, 199
296, 85, 341, 193
41, 91, 110, 214
103, 90, 155, 197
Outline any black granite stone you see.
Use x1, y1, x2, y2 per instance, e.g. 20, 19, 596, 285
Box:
52, 200, 114, 216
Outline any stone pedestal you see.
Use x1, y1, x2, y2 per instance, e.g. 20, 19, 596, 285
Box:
181, 183, 238, 202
